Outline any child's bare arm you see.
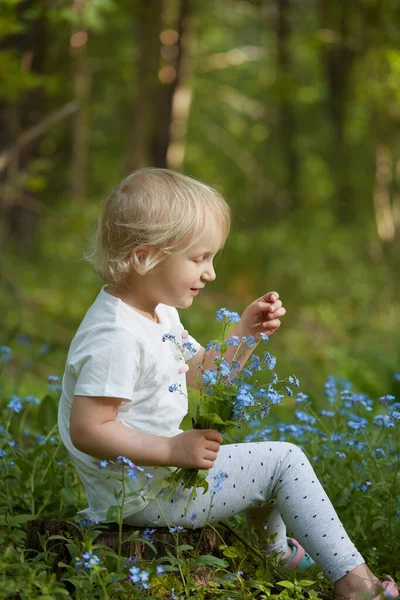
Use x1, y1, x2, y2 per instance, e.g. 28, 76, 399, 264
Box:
70, 395, 222, 469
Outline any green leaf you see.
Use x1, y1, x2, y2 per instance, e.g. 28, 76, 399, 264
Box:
163, 556, 184, 566
0, 514, 36, 526
192, 555, 228, 568
277, 580, 295, 589
178, 544, 194, 552
222, 546, 240, 559
37, 394, 58, 432
298, 580, 316, 586
46, 535, 69, 542
197, 406, 225, 425
219, 342, 228, 354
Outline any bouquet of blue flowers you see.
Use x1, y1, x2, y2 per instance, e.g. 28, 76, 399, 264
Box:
163, 307, 299, 509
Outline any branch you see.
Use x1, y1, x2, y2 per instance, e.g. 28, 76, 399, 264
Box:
0, 101, 79, 174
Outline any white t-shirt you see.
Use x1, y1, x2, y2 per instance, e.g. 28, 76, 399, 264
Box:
58, 286, 201, 522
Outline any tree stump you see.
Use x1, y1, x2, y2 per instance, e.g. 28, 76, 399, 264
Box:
25, 519, 232, 579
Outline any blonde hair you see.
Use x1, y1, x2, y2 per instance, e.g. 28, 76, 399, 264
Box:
87, 168, 231, 287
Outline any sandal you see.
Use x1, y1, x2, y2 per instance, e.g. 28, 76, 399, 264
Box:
282, 537, 315, 569
373, 576, 399, 600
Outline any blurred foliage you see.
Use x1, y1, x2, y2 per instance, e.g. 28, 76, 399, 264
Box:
0, 0, 399, 401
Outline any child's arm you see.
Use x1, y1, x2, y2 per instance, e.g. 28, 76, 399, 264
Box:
70, 395, 222, 468
186, 291, 285, 389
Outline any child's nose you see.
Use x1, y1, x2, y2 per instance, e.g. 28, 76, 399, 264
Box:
202, 264, 216, 282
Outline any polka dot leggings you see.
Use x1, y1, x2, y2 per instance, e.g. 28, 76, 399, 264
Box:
124, 441, 364, 584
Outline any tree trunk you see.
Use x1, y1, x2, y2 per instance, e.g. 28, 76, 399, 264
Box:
125, 0, 164, 171
25, 519, 232, 581
70, 1, 91, 203
153, 0, 192, 168
275, 0, 298, 212
318, 0, 357, 224
0, 0, 49, 252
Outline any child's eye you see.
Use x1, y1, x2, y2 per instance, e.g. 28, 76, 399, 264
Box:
192, 257, 203, 264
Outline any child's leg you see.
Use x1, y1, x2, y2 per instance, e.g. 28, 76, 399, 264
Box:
246, 498, 289, 555
125, 441, 364, 584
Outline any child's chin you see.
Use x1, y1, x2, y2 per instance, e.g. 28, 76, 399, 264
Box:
177, 297, 194, 309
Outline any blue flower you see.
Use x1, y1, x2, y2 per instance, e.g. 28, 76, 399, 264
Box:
116, 455, 134, 468
373, 414, 394, 428
249, 355, 261, 372
325, 376, 337, 403
189, 512, 197, 525
0, 346, 12, 363
330, 433, 345, 442
213, 470, 228, 493
259, 333, 269, 342
374, 448, 386, 458
39, 344, 51, 355
320, 410, 335, 418
127, 467, 138, 482
390, 411, 400, 421
168, 383, 180, 392
156, 565, 165, 575
227, 336, 241, 346
24, 396, 40, 405
169, 526, 184, 533
243, 335, 256, 348
219, 358, 231, 378
347, 417, 368, 431
216, 308, 240, 323
394, 374, 400, 382
236, 384, 254, 407
334, 452, 346, 459
76, 516, 99, 527
17, 333, 31, 345
266, 389, 282, 405
294, 410, 316, 425
142, 528, 156, 542
202, 370, 217, 386
0, 450, 5, 458
99, 460, 108, 469
7, 395, 22, 413
205, 340, 220, 352
263, 352, 276, 371
128, 565, 150, 588
360, 481, 372, 492
378, 395, 395, 405
162, 333, 175, 342
182, 341, 197, 354
295, 392, 309, 404
78, 551, 100, 569
48, 375, 60, 383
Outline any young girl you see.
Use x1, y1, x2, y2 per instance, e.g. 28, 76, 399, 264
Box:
58, 168, 398, 599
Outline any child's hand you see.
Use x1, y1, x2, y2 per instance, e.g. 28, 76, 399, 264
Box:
239, 291, 286, 338
168, 429, 222, 469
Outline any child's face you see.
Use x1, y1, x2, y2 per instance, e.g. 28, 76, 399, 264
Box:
149, 218, 224, 309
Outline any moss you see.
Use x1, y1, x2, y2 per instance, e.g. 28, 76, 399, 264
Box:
149, 573, 184, 597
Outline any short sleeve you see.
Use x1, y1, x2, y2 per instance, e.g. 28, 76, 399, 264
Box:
73, 329, 141, 401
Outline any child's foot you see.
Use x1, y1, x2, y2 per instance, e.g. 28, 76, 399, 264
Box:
281, 537, 315, 569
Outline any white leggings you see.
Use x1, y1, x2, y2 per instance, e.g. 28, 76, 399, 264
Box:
125, 441, 364, 584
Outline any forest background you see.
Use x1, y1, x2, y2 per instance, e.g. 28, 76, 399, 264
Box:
1, 0, 399, 406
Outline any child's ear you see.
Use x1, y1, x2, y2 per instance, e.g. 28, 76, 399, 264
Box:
129, 246, 154, 275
